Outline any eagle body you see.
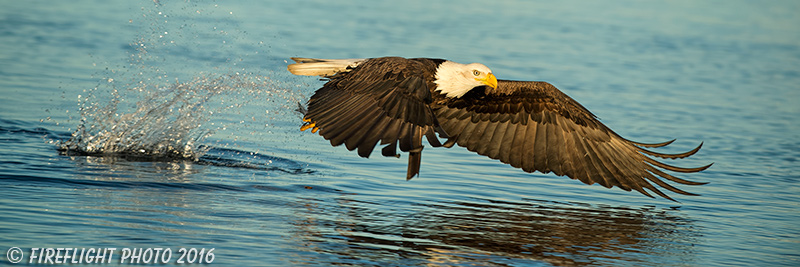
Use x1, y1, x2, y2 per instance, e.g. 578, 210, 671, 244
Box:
288, 56, 710, 201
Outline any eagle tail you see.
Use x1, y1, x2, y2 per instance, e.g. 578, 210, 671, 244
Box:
287, 57, 366, 77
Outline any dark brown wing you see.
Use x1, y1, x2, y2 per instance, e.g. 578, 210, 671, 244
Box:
302, 57, 447, 179
432, 80, 711, 201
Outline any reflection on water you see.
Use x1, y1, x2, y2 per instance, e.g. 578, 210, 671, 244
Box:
289, 196, 699, 266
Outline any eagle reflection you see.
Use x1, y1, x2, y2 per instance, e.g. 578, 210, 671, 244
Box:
289, 198, 699, 266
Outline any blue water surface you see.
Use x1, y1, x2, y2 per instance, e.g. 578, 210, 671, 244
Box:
1, 1, 798, 266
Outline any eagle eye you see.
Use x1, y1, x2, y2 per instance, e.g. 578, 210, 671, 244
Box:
473, 70, 481, 76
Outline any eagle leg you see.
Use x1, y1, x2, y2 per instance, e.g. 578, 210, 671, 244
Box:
406, 127, 425, 180
406, 146, 423, 180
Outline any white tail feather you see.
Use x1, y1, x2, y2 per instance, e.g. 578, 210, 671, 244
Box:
287, 57, 366, 77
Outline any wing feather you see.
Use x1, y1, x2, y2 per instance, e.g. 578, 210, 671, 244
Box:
508, 117, 528, 169
485, 120, 508, 159
472, 120, 497, 155
432, 79, 709, 201
497, 121, 518, 164
300, 57, 445, 178
356, 115, 389, 158
523, 120, 539, 173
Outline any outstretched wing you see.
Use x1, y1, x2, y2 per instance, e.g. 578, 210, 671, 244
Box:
432, 80, 711, 201
299, 57, 446, 179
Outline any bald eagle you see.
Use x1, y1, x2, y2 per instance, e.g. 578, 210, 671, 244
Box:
288, 56, 711, 201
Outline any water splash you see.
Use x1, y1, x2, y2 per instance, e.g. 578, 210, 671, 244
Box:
56, 1, 305, 161
59, 75, 228, 160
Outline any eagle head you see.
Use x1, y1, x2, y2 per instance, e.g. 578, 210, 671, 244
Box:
434, 61, 497, 98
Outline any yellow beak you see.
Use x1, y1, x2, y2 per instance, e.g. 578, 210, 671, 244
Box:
478, 73, 498, 89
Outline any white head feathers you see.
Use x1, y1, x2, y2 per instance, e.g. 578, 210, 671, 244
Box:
434, 61, 497, 98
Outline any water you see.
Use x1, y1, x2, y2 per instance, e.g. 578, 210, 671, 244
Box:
1, 0, 798, 266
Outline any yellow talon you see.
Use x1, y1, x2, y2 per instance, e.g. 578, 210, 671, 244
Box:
300, 122, 316, 131
301, 117, 320, 133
